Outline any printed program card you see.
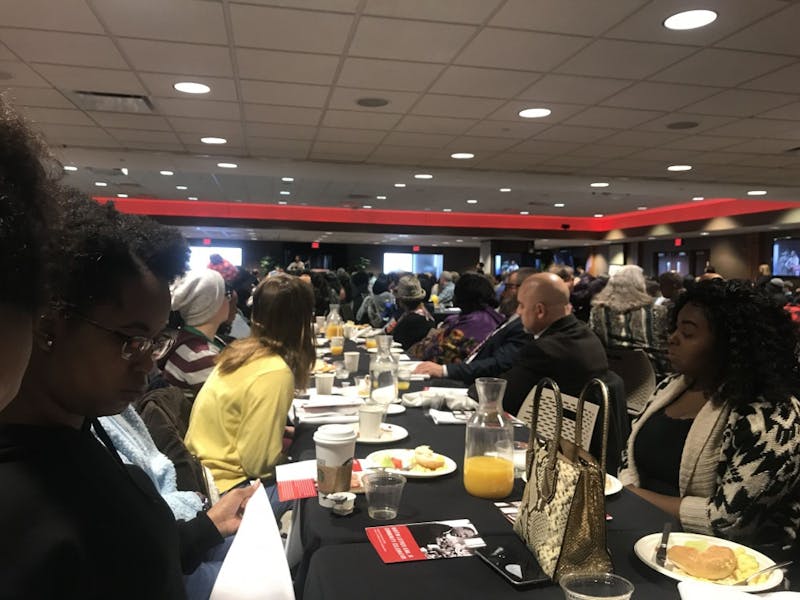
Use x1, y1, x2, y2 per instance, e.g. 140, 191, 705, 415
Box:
366, 519, 484, 564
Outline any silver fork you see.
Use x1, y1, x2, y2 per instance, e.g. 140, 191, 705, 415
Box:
733, 560, 792, 586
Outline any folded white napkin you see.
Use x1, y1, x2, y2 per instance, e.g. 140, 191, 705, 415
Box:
678, 581, 798, 600
429, 408, 472, 425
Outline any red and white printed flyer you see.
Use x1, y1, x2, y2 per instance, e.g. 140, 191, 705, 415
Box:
366, 519, 485, 564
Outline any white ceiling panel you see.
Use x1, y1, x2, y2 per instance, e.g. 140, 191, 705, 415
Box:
475, 153, 547, 170
0, 60, 51, 87
230, 4, 353, 54
445, 135, 518, 152
244, 103, 322, 125
601, 82, 721, 112
662, 135, 748, 152
107, 128, 181, 144
155, 98, 241, 120
37, 123, 117, 143
89, 112, 171, 131
566, 106, 662, 129
598, 130, 684, 147
328, 87, 419, 113
336, 57, 444, 92
517, 74, 630, 104
118, 39, 233, 76
246, 137, 311, 158
322, 109, 402, 130
743, 62, 800, 95
169, 117, 244, 136
312, 140, 375, 156
456, 28, 588, 72
32, 64, 146, 94
717, 3, 800, 56
245, 122, 318, 141
22, 106, 95, 126
721, 139, 800, 156
350, 17, 476, 63
760, 102, 800, 121
569, 144, 639, 159
411, 94, 503, 119
230, 0, 359, 12
0, 29, 127, 69
635, 113, 737, 134
534, 125, 617, 143
382, 131, 455, 148
317, 127, 386, 144
431, 66, 538, 98
509, 139, 580, 155
557, 39, 693, 79
240, 80, 330, 108
0, 0, 103, 33
0, 43, 15, 61
490, 0, 645, 36
364, 0, 502, 24
92, 0, 227, 44
139, 73, 239, 102
236, 48, 339, 86
652, 49, 794, 87
465, 119, 548, 139
694, 117, 800, 140
682, 90, 797, 118
3, 86, 74, 108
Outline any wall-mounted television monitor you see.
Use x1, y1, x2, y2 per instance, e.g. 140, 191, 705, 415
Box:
773, 238, 800, 276
188, 245, 243, 273
383, 252, 443, 277
656, 251, 689, 276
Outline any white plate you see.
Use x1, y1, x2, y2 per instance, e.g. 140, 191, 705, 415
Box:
355, 423, 409, 444
364, 448, 457, 478
385, 403, 406, 415
605, 474, 622, 496
633, 532, 783, 593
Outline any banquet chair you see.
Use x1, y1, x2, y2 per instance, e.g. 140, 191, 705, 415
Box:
516, 386, 598, 453
606, 348, 656, 416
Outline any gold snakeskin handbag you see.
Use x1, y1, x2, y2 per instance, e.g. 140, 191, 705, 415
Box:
513, 377, 613, 581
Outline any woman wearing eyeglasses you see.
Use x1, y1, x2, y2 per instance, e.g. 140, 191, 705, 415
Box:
0, 190, 254, 598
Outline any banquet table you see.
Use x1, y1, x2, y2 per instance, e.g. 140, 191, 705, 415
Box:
289, 340, 798, 599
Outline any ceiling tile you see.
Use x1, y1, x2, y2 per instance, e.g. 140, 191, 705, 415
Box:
430, 66, 538, 98
21, 107, 95, 126
382, 131, 455, 148
569, 144, 639, 159
695, 117, 800, 140
509, 139, 580, 155
652, 49, 794, 87
36, 123, 117, 144
118, 39, 233, 76
598, 130, 684, 147
183, 143, 245, 155
0, 43, 14, 61
168, 117, 244, 137
247, 138, 309, 159
139, 73, 238, 102
412, 94, 503, 119
636, 113, 739, 134
155, 98, 241, 120
534, 125, 617, 143
444, 135, 519, 152
244, 103, 322, 125
760, 102, 800, 121
1, 0, 103, 32
328, 87, 420, 113
517, 74, 630, 104
475, 153, 548, 171
601, 82, 721, 112
93, 0, 227, 44
0, 29, 127, 69
557, 39, 693, 79
540, 155, 604, 169
464, 119, 548, 139
490, 0, 645, 36
456, 28, 587, 71
367, 145, 436, 161
566, 106, 662, 128
662, 135, 748, 151
232, 0, 359, 10
364, 0, 502, 24
337, 58, 444, 92
395, 114, 476, 134
350, 17, 476, 63
230, 5, 353, 54
3, 86, 74, 108
317, 127, 386, 144
322, 109, 402, 130
593, 158, 672, 178
488, 99, 587, 123
717, 3, 800, 56
236, 49, 339, 85
33, 64, 146, 95
246, 123, 318, 140
0, 60, 50, 87
107, 128, 181, 144
312, 140, 375, 156
720, 139, 800, 155
240, 80, 329, 108
744, 63, 800, 94
89, 112, 172, 131
682, 90, 797, 117
626, 148, 703, 163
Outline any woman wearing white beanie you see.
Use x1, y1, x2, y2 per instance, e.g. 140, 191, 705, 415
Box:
160, 269, 230, 393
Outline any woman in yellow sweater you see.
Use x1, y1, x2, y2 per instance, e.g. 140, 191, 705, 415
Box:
186, 274, 315, 508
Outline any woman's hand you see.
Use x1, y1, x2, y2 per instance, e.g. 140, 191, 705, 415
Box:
414, 362, 443, 378
207, 482, 260, 537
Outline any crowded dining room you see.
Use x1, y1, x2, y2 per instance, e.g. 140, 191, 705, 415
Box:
2, 0, 800, 598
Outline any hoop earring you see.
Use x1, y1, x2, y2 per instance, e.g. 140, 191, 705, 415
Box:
45, 338, 54, 349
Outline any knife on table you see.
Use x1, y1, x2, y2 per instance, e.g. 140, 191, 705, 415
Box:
655, 523, 671, 567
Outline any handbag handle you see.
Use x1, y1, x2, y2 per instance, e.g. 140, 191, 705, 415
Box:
527, 377, 562, 504
575, 378, 611, 476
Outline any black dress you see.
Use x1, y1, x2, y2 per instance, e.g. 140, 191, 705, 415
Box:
633, 406, 693, 496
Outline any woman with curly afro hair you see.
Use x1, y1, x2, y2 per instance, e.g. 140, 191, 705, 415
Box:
620, 278, 800, 548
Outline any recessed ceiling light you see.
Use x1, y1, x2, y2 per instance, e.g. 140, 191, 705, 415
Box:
456, 239, 463, 243
217, 162, 237, 168
63, 165, 78, 171
414, 173, 432, 180
116, 193, 128, 198
590, 182, 610, 188
94, 182, 107, 187
637, 206, 648, 211
450, 152, 474, 160
499, 187, 511, 192
692, 196, 704, 201
466, 199, 478, 204
174, 81, 211, 94
554, 203, 565, 208
176, 185, 188, 190
376, 195, 387, 200
663, 9, 717, 31
200, 137, 226, 145
519, 211, 530, 215
747, 190, 767, 196
278, 200, 288, 205
594, 213, 604, 218
362, 205, 372, 209
518, 107, 552, 119
281, 176, 294, 182
700, 232, 710, 236
280, 190, 291, 195
160, 170, 173, 176
667, 164, 692, 172
188, 196, 198, 200
443, 208, 452, 212
394, 183, 406, 188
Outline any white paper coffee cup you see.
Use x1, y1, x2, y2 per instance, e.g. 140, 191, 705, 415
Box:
315, 372, 335, 395
313, 424, 357, 506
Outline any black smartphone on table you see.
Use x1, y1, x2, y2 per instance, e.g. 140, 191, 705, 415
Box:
475, 534, 551, 588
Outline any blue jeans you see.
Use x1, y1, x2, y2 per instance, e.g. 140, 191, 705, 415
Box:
184, 535, 235, 600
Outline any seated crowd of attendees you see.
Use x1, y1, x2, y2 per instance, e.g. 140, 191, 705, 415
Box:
1, 94, 799, 598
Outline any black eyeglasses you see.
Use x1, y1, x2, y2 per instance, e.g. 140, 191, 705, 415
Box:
69, 313, 176, 361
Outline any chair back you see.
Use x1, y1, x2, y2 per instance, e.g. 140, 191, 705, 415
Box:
516, 385, 598, 452
606, 348, 655, 415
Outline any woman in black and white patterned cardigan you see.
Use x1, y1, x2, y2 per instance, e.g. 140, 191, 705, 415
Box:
619, 279, 800, 547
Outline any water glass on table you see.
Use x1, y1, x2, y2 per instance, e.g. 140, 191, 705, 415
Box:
358, 402, 384, 439
344, 351, 360, 373
362, 471, 406, 520
559, 573, 634, 600
315, 373, 335, 395
330, 336, 344, 356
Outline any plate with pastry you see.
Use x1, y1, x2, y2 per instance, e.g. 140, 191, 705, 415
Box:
364, 445, 456, 478
633, 531, 783, 592
604, 474, 623, 496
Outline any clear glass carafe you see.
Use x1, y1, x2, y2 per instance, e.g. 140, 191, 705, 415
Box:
370, 335, 398, 407
463, 377, 514, 499
325, 303, 344, 339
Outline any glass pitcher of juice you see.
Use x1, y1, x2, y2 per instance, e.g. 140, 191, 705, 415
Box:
463, 377, 514, 499
325, 304, 344, 339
